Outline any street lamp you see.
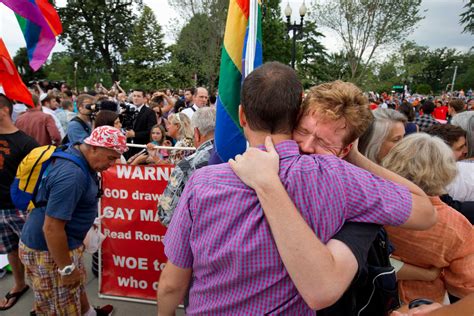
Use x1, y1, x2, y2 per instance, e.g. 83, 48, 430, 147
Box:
285, 1, 307, 69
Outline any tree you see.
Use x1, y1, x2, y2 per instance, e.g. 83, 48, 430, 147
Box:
324, 51, 351, 81
168, 0, 212, 18
460, 0, 474, 34
42, 52, 74, 85
58, 0, 142, 82
13, 47, 46, 84
313, 0, 424, 83
121, 6, 168, 90
297, 20, 329, 88
455, 51, 474, 90
418, 47, 460, 93
169, 1, 227, 91
261, 0, 291, 64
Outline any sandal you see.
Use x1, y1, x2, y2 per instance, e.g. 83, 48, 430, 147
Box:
0, 285, 30, 310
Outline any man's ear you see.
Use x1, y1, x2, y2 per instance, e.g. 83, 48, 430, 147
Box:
339, 142, 353, 158
238, 105, 247, 128
193, 127, 201, 144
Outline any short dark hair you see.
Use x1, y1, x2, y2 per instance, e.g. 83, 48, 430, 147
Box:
399, 101, 415, 121
422, 100, 436, 115
241, 62, 302, 134
151, 95, 164, 105
185, 87, 195, 95
133, 89, 145, 97
0, 94, 13, 117
61, 100, 73, 110
449, 98, 465, 113
210, 95, 217, 104
425, 124, 466, 147
174, 99, 186, 113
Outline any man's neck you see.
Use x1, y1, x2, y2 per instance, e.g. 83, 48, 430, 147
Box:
246, 131, 292, 147
0, 120, 18, 134
78, 113, 91, 123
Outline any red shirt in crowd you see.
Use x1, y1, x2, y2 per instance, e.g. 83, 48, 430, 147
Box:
15, 107, 61, 145
433, 105, 448, 121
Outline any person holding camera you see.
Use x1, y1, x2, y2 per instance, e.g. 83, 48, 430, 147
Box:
124, 89, 157, 158
66, 94, 94, 143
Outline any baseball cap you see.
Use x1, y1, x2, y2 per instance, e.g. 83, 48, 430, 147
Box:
83, 126, 128, 154
39, 93, 48, 102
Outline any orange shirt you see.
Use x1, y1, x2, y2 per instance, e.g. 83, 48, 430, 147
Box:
386, 197, 474, 303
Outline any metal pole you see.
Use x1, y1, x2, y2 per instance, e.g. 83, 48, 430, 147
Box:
291, 27, 296, 69
450, 65, 458, 94
74, 62, 78, 93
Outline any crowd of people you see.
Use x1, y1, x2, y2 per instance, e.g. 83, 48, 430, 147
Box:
0, 61, 473, 315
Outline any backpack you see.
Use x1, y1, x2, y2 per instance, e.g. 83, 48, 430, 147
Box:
10, 144, 89, 212
355, 228, 401, 315
318, 228, 400, 316
61, 117, 91, 144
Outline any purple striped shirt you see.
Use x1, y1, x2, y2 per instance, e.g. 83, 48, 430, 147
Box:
164, 140, 411, 315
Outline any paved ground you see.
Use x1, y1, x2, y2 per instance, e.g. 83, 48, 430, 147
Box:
0, 254, 185, 316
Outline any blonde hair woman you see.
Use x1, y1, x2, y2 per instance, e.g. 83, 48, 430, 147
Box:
166, 113, 194, 164
381, 133, 474, 304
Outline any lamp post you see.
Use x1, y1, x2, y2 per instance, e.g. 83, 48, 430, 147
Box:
285, 1, 307, 69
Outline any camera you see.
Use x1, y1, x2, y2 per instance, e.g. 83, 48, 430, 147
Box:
27, 79, 64, 90
85, 102, 101, 112
119, 102, 138, 130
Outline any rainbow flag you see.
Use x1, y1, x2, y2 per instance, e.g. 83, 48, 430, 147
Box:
1, 0, 61, 71
213, 0, 263, 163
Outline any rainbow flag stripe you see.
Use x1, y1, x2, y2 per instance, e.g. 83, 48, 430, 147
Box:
213, 0, 263, 163
1, 0, 61, 71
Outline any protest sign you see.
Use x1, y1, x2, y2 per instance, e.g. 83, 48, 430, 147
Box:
99, 163, 173, 302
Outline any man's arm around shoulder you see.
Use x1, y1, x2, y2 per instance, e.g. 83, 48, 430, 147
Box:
346, 147, 437, 230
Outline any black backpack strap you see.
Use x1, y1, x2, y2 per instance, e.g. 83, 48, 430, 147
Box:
71, 116, 91, 134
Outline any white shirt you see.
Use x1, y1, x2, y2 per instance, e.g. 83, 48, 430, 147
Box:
181, 104, 199, 119
136, 104, 145, 112
446, 161, 474, 202
42, 106, 66, 139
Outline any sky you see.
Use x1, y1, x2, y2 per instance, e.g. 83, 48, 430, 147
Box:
0, 0, 472, 61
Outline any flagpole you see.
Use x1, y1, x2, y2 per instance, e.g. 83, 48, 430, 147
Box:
74, 61, 78, 93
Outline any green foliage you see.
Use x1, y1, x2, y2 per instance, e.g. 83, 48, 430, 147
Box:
414, 83, 432, 95
361, 41, 474, 95
261, 0, 291, 64
58, 0, 142, 82
455, 52, 474, 90
297, 20, 329, 88
460, 0, 474, 34
314, 0, 424, 83
42, 52, 74, 84
167, 0, 227, 91
121, 6, 168, 90
169, 2, 227, 91
13, 47, 46, 83
324, 51, 351, 81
